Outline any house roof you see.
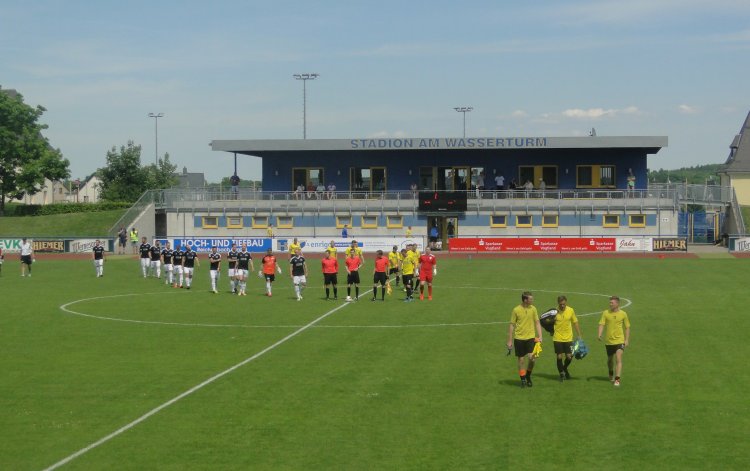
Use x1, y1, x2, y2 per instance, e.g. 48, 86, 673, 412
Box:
722, 111, 750, 173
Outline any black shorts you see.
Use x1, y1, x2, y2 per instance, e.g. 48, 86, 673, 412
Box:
21, 255, 32, 265
347, 271, 360, 284
389, 267, 399, 275
264, 274, 275, 282
402, 274, 414, 286
119, 239, 126, 247
554, 341, 573, 355
373, 272, 387, 285
514, 338, 536, 357
606, 344, 624, 356
323, 273, 338, 285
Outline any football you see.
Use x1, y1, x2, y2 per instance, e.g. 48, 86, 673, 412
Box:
346, 296, 352, 301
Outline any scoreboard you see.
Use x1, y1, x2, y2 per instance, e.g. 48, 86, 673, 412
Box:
418, 191, 467, 212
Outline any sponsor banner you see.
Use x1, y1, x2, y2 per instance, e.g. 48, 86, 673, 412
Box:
449, 237, 617, 253
615, 237, 653, 252
652, 238, 688, 252
32, 240, 66, 253
68, 239, 101, 253
276, 237, 425, 253
0, 238, 23, 253
173, 238, 272, 253
731, 237, 750, 252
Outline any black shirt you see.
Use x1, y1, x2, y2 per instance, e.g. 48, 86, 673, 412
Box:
237, 251, 252, 270
184, 250, 198, 268
227, 250, 239, 268
209, 252, 221, 270
290, 255, 306, 276
150, 245, 161, 261
139, 243, 151, 258
161, 248, 173, 264
93, 245, 104, 260
172, 249, 184, 266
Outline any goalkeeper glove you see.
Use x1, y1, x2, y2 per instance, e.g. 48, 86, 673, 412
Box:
433, 268, 437, 275
277, 266, 282, 274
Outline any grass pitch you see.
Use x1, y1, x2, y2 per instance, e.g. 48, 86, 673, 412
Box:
1, 255, 748, 470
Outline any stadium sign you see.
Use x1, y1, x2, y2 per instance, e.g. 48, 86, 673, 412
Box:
448, 238, 617, 253
68, 239, 101, 253
350, 137, 549, 150
731, 237, 750, 252
616, 237, 653, 252
0, 239, 22, 253
172, 238, 272, 253
275, 237, 424, 253
652, 238, 687, 252
32, 240, 65, 253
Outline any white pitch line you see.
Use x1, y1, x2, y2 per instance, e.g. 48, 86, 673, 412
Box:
43, 292, 360, 471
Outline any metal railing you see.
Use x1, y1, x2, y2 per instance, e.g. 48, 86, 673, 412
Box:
107, 191, 155, 237
731, 187, 746, 236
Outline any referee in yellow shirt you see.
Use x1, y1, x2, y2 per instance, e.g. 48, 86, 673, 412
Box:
507, 291, 543, 388
553, 295, 583, 381
597, 296, 631, 387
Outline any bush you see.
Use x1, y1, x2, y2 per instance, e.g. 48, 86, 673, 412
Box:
4, 202, 132, 217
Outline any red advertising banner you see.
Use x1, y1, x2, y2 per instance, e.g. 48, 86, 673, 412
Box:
448, 237, 617, 253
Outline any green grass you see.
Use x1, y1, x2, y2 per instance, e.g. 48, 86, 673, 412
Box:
0, 209, 126, 237
1, 255, 748, 470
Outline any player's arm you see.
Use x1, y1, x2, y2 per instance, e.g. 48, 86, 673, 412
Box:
303, 261, 308, 277
249, 258, 255, 272
535, 318, 543, 342
574, 320, 582, 339
624, 326, 630, 347
506, 324, 515, 349
597, 323, 604, 341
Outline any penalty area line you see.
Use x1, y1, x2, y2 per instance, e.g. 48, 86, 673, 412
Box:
42, 296, 355, 471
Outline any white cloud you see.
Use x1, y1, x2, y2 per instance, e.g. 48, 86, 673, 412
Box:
561, 106, 641, 119
511, 110, 528, 118
678, 104, 699, 114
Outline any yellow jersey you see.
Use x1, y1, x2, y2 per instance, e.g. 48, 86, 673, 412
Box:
345, 246, 363, 258
552, 306, 578, 342
598, 309, 630, 345
388, 251, 401, 269
400, 255, 415, 275
326, 245, 337, 258
406, 228, 412, 237
289, 242, 301, 256
510, 304, 539, 340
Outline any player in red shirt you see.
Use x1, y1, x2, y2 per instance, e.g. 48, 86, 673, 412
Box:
372, 250, 389, 301
261, 248, 282, 297
344, 251, 363, 301
418, 247, 437, 301
321, 249, 339, 300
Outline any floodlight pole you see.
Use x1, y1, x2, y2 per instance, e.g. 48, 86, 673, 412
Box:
148, 112, 164, 165
454, 107, 473, 138
293, 73, 319, 139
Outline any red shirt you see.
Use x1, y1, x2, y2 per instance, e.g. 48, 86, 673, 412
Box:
419, 254, 437, 272
374, 256, 389, 273
321, 257, 339, 274
262, 255, 277, 274
345, 256, 362, 272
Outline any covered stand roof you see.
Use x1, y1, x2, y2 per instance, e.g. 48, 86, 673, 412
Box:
723, 111, 750, 173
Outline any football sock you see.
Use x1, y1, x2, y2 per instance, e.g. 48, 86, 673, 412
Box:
526, 368, 533, 379
333, 287, 337, 297
556, 359, 564, 373
295, 284, 300, 297
355, 286, 359, 298
428, 285, 432, 296
326, 287, 330, 298
519, 369, 527, 380
609, 369, 615, 377
615, 376, 620, 381
347, 287, 351, 297
266, 281, 271, 293
381, 287, 385, 299
564, 358, 572, 370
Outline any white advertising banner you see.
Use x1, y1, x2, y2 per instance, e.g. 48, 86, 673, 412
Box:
733, 237, 750, 252
615, 237, 653, 252
69, 239, 100, 253
275, 237, 425, 254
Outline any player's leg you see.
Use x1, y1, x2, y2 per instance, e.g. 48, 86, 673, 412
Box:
525, 351, 536, 387
141, 258, 148, 277
564, 352, 573, 378
332, 279, 337, 299
427, 280, 433, 300
614, 348, 624, 386
156, 261, 161, 279
607, 353, 615, 382
556, 351, 565, 381
419, 279, 425, 300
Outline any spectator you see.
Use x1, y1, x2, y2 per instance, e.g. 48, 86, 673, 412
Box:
476, 171, 485, 194
342, 224, 349, 239
230, 174, 240, 199
627, 169, 636, 195
295, 184, 304, 200
429, 224, 439, 249
327, 182, 336, 199
447, 221, 455, 238
316, 182, 325, 199
267, 223, 274, 238
495, 173, 505, 191
539, 178, 546, 197
117, 227, 127, 255
306, 182, 315, 199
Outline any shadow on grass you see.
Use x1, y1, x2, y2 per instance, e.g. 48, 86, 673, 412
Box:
586, 376, 613, 382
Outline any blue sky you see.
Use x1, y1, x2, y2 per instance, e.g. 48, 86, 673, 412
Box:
2, 0, 749, 182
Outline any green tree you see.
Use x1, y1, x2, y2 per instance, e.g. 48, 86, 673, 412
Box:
0, 88, 70, 215
144, 152, 178, 190
98, 141, 148, 202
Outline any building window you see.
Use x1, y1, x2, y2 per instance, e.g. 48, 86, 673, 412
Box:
386, 215, 403, 228
202, 216, 218, 229
276, 216, 294, 229
292, 168, 324, 192
577, 165, 616, 188
252, 216, 269, 228
350, 167, 387, 192
361, 215, 378, 229
490, 215, 507, 227
227, 216, 243, 229
519, 166, 558, 188
336, 215, 352, 229
603, 214, 620, 227
542, 214, 559, 227
629, 214, 646, 227
516, 215, 532, 227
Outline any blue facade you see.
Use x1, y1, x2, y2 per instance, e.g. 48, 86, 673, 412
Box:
255, 148, 649, 192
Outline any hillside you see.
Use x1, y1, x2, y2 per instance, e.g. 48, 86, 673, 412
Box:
0, 209, 127, 237
648, 164, 723, 184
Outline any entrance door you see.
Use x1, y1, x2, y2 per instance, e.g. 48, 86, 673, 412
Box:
426, 216, 458, 251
